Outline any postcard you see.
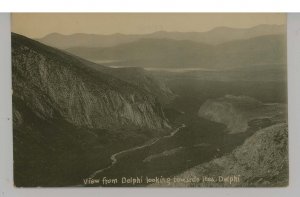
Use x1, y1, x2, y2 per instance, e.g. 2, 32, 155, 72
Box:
11, 13, 288, 187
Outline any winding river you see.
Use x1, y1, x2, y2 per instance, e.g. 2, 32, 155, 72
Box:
89, 124, 186, 179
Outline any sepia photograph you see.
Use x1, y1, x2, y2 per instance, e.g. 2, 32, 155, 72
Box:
11, 13, 288, 187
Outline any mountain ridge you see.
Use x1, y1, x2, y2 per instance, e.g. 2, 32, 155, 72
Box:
37, 24, 285, 49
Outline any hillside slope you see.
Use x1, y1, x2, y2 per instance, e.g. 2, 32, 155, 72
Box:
12, 33, 171, 186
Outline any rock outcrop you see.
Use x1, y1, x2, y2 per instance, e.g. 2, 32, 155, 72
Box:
198, 95, 286, 133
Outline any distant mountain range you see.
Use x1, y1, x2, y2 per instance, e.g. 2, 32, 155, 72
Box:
38, 24, 285, 49
66, 34, 286, 69
36, 24, 286, 70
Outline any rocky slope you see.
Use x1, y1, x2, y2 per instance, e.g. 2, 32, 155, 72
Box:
162, 123, 288, 187
12, 33, 170, 130
12, 33, 171, 186
198, 95, 287, 133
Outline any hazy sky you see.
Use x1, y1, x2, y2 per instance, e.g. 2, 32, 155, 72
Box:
12, 13, 286, 38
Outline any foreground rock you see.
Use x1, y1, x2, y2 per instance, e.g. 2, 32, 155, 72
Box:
150, 123, 288, 187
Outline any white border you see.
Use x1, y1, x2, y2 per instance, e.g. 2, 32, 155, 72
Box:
1, 13, 300, 197
0, 0, 300, 12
